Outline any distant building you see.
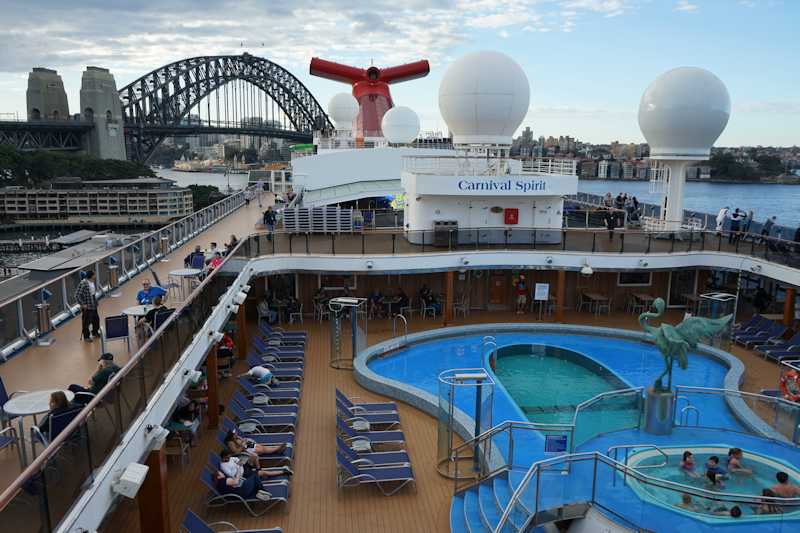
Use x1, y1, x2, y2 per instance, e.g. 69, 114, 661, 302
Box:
609, 162, 621, 179
621, 162, 634, 180
581, 162, 597, 177
598, 160, 608, 179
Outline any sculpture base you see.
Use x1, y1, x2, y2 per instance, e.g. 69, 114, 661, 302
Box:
644, 386, 675, 436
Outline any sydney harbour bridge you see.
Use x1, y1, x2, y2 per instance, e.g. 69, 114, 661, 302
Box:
0, 53, 333, 163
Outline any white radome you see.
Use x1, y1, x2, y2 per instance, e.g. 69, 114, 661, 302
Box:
327, 92, 359, 130
438, 50, 530, 146
381, 106, 420, 144
638, 67, 730, 157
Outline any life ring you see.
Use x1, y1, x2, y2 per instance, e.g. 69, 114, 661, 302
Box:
780, 371, 800, 402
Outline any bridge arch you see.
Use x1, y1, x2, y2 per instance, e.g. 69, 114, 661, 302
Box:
119, 54, 333, 163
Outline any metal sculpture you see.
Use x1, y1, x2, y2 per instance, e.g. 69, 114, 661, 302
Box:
309, 58, 429, 136
638, 297, 732, 393
119, 54, 333, 163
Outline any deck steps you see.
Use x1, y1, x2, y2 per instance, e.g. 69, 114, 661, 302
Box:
450, 495, 468, 533
464, 490, 486, 533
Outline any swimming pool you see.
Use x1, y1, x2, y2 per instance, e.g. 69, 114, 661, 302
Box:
626, 446, 800, 523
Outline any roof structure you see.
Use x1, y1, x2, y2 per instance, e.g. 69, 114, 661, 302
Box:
303, 179, 403, 207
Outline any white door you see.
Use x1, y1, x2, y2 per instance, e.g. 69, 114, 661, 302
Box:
533, 200, 555, 243
470, 201, 490, 243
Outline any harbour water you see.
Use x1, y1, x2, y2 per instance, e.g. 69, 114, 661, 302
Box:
577, 179, 800, 225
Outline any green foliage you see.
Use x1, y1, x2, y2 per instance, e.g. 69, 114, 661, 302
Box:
0, 144, 155, 185
755, 155, 784, 174
224, 148, 259, 163
187, 184, 220, 211
709, 153, 756, 181
150, 144, 190, 167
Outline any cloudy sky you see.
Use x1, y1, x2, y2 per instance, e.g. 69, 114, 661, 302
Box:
0, 0, 797, 146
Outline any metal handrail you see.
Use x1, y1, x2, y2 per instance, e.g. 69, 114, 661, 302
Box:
680, 406, 700, 426
607, 444, 668, 487
392, 314, 407, 346
571, 387, 644, 425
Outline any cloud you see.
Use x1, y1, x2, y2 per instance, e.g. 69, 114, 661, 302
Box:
738, 1, 782, 6
560, 0, 636, 17
499, 30, 510, 37
733, 101, 800, 113
674, 1, 699, 13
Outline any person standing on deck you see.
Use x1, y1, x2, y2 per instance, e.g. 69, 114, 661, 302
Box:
603, 193, 613, 208
729, 208, 745, 244
76, 270, 100, 342
244, 188, 251, 207
515, 275, 529, 314
604, 208, 617, 242
263, 206, 276, 242
760, 216, 776, 244
256, 184, 264, 207
716, 207, 729, 235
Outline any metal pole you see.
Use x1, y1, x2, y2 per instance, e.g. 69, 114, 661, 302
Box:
472, 379, 483, 472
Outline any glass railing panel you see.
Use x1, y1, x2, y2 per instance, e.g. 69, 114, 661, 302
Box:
269, 233, 291, 255
0, 468, 47, 533
618, 231, 649, 255
159, 320, 181, 371
562, 230, 595, 253
64, 273, 80, 309
361, 232, 393, 256
141, 345, 165, 398
573, 390, 642, 450
591, 458, 645, 530
95, 259, 111, 293
0, 300, 23, 347
116, 360, 146, 432
84, 387, 122, 473
20, 293, 40, 334
43, 281, 63, 322
45, 421, 95, 529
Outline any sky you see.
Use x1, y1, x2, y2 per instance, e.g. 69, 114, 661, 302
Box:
0, 0, 797, 147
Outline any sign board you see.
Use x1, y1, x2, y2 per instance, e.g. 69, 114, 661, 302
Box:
534, 283, 549, 301
544, 435, 568, 455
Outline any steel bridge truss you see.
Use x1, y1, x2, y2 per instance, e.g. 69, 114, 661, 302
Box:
119, 54, 333, 163
0, 122, 93, 152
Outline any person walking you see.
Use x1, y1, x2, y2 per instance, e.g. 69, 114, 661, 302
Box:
515, 275, 529, 314
256, 184, 264, 207
604, 208, 616, 242
244, 188, 251, 207
76, 270, 100, 342
716, 207, 729, 235
760, 216, 777, 244
263, 206, 276, 242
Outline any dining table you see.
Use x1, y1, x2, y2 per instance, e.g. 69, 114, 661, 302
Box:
381, 297, 398, 317
632, 293, 657, 312
269, 301, 288, 322
169, 268, 202, 300
581, 293, 608, 315
4, 389, 75, 465
679, 293, 702, 315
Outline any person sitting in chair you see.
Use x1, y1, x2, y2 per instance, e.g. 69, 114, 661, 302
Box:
184, 245, 205, 268
258, 294, 277, 324
36, 391, 72, 439
136, 278, 168, 306
220, 449, 293, 480
138, 295, 167, 330
369, 288, 384, 319
68, 353, 120, 403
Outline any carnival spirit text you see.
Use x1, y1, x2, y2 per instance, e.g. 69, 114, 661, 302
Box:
457, 180, 547, 192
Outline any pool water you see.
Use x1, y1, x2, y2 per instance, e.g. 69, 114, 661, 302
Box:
627, 446, 800, 520
494, 344, 629, 425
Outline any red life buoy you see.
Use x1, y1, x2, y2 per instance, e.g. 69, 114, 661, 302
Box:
780, 371, 800, 402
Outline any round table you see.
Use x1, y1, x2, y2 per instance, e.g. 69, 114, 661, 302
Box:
122, 305, 154, 317
4, 389, 75, 465
169, 268, 202, 300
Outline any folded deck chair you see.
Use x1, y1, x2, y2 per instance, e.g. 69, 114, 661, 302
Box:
336, 436, 410, 467
335, 398, 401, 431
261, 321, 307, 338
233, 390, 299, 416
733, 319, 774, 342
335, 450, 416, 500
226, 400, 297, 434
247, 349, 304, 370
181, 509, 284, 533
335, 388, 397, 414
756, 332, 800, 359
208, 450, 291, 487
236, 378, 300, 404
738, 324, 788, 351
220, 418, 295, 445
336, 415, 405, 452
201, 466, 289, 517
215, 428, 293, 466
246, 355, 304, 381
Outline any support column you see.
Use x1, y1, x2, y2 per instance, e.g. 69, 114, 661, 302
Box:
784, 287, 796, 340
444, 271, 454, 326
139, 440, 170, 533
206, 345, 220, 428
697, 269, 708, 295
556, 270, 565, 324
237, 301, 247, 359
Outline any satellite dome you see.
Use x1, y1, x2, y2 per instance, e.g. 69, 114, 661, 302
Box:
638, 67, 730, 157
381, 106, 420, 144
438, 50, 529, 146
328, 92, 359, 130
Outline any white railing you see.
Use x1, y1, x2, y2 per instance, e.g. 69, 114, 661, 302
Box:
402, 156, 578, 177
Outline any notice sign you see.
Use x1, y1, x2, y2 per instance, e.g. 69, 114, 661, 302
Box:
545, 435, 568, 456
534, 283, 549, 301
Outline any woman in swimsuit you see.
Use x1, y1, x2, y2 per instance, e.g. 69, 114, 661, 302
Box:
679, 451, 701, 478
756, 488, 782, 515
224, 428, 287, 469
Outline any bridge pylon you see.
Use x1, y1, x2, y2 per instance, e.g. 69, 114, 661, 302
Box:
80, 67, 126, 160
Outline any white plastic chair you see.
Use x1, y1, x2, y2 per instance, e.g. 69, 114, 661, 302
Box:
400, 297, 413, 317
454, 297, 470, 318
422, 301, 436, 319
289, 303, 303, 324
597, 297, 613, 316
577, 294, 592, 313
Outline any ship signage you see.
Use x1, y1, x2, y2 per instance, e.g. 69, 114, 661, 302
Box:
457, 179, 547, 192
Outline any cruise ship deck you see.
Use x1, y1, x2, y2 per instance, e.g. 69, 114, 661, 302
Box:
0, 193, 797, 533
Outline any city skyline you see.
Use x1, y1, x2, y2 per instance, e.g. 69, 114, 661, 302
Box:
0, 1, 797, 147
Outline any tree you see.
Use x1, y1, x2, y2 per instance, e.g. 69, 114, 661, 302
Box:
187, 184, 220, 211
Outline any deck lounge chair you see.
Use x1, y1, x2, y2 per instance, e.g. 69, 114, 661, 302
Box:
335, 388, 397, 414
737, 324, 788, 351
761, 345, 800, 363
252, 335, 304, 353
247, 349, 304, 370
233, 390, 299, 416
237, 377, 301, 399
733, 319, 774, 343
336, 415, 405, 452
208, 450, 291, 487
221, 417, 295, 444
236, 378, 301, 403
756, 332, 800, 360
336, 436, 410, 467
258, 321, 306, 346
737, 315, 766, 333
215, 428, 293, 466
261, 321, 307, 338
335, 398, 401, 431
335, 450, 416, 500
246, 355, 304, 381
201, 466, 289, 517
181, 509, 283, 533
226, 400, 297, 433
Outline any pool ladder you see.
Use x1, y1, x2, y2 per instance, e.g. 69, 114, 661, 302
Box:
482, 336, 497, 370
607, 444, 669, 487
676, 395, 700, 427
392, 314, 408, 347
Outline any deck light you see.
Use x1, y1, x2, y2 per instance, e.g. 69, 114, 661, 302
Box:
209, 331, 225, 343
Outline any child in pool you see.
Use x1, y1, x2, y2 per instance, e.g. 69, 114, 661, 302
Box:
706, 471, 726, 490
756, 488, 782, 515
679, 451, 701, 478
727, 448, 753, 475
675, 493, 701, 512
704, 456, 730, 480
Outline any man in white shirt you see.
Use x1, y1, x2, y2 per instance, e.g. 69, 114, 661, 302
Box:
238, 365, 272, 384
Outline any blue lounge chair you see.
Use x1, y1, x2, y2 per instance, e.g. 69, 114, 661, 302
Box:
246, 355, 304, 381
232, 390, 299, 416
258, 321, 306, 346
247, 349, 304, 370
226, 401, 296, 433
262, 321, 307, 338
252, 335, 304, 353
737, 324, 788, 351
733, 319, 774, 343
738, 315, 766, 333
336, 436, 410, 467
336, 415, 405, 452
215, 428, 293, 466
237, 374, 300, 396
335, 398, 401, 431
756, 332, 800, 360
221, 417, 295, 445
234, 385, 300, 410
763, 346, 800, 364
201, 466, 289, 517
236, 378, 300, 404
181, 509, 283, 533
335, 388, 397, 414
335, 449, 416, 500
208, 450, 291, 487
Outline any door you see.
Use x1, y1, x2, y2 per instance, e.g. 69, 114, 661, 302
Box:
667, 269, 697, 308
469, 201, 490, 243
489, 275, 507, 305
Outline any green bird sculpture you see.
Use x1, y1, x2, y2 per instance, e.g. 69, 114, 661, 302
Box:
638, 298, 732, 394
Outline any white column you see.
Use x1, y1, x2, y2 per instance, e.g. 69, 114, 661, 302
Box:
660, 158, 699, 232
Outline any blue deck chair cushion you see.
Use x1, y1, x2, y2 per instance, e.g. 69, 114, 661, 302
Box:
247, 349, 304, 370
232, 390, 299, 416
182, 509, 284, 533
336, 435, 410, 467
335, 398, 401, 429
226, 401, 296, 433
219, 418, 295, 445
335, 449, 416, 499
335, 388, 397, 413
